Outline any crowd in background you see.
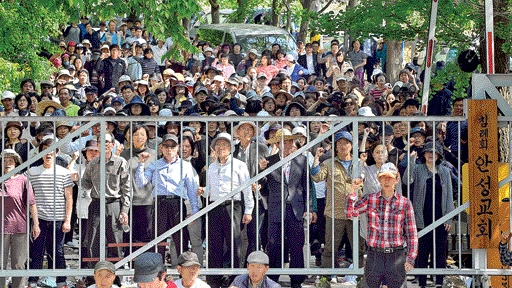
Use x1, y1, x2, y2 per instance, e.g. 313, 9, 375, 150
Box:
0, 16, 468, 288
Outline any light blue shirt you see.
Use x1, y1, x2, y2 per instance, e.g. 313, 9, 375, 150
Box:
135, 157, 199, 214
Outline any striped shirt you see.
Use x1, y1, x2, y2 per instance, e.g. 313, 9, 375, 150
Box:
25, 165, 74, 221
346, 191, 418, 265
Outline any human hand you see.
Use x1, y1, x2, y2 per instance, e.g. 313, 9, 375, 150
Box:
139, 151, 151, 163
252, 183, 261, 192
444, 224, 452, 231
259, 158, 269, 170
242, 214, 252, 224
62, 221, 71, 233
32, 224, 41, 240
404, 262, 414, 273
197, 187, 205, 196
410, 150, 417, 158
119, 212, 129, 225
501, 231, 512, 244
311, 212, 317, 223
315, 147, 325, 158
360, 152, 367, 163
352, 178, 363, 192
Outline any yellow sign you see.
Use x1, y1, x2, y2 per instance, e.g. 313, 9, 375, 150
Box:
468, 100, 499, 248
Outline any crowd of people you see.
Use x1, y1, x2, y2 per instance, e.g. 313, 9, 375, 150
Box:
0, 16, 470, 288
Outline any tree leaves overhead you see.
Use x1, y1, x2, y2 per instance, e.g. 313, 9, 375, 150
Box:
313, 0, 481, 46
0, 0, 200, 91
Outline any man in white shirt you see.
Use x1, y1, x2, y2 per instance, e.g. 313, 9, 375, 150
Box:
175, 252, 210, 288
153, 39, 168, 73
200, 133, 254, 288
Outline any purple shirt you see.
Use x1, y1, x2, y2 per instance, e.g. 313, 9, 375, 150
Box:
1, 175, 35, 234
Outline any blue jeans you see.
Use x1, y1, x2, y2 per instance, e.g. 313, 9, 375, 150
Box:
29, 219, 67, 285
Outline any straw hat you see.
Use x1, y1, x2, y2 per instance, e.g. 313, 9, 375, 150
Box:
36, 100, 64, 116
266, 128, 301, 144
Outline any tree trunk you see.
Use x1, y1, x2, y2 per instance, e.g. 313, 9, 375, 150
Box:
499, 87, 510, 162
235, 0, 249, 23
297, 0, 313, 42
182, 18, 190, 33
386, 40, 402, 84
493, 0, 509, 74
344, 0, 358, 51
271, 0, 279, 26
210, 0, 220, 24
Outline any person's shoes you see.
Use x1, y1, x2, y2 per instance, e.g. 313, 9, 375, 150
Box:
330, 276, 338, 284
28, 282, 37, 288
315, 258, 322, 267
65, 241, 78, 249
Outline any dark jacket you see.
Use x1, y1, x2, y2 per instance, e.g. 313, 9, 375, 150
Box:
96, 57, 126, 93
298, 53, 319, 76
261, 153, 316, 222
427, 87, 453, 116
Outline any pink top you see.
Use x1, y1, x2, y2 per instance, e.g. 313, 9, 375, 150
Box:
275, 59, 287, 70
257, 65, 279, 84
2, 175, 35, 234
215, 63, 236, 80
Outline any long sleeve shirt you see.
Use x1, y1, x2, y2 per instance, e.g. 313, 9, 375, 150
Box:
135, 157, 199, 214
499, 242, 512, 266
81, 154, 131, 214
311, 157, 363, 219
346, 191, 418, 265
205, 156, 254, 215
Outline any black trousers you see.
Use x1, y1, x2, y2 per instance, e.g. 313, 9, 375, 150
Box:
155, 197, 189, 261
267, 204, 306, 286
363, 249, 406, 288
206, 201, 242, 288
417, 227, 448, 286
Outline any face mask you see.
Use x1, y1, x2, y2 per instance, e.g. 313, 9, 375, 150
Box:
63, 61, 70, 66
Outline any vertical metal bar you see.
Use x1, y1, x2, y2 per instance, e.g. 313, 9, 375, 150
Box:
330, 128, 335, 271
99, 120, 106, 261
280, 119, 285, 271
352, 120, 359, 272
432, 121, 437, 269
52, 128, 57, 272
230, 120, 234, 269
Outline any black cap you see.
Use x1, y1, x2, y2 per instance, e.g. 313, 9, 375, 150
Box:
85, 86, 98, 94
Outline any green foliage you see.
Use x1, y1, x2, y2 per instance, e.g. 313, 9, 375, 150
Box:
0, 0, 201, 91
428, 61, 474, 101
0, 1, 66, 92
197, 28, 225, 47
312, 0, 478, 46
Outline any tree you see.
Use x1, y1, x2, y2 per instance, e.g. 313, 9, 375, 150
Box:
311, 0, 505, 83
0, 0, 200, 92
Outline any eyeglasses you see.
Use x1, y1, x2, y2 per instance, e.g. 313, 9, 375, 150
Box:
147, 102, 157, 107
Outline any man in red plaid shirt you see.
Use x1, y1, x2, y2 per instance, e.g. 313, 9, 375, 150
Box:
346, 162, 418, 288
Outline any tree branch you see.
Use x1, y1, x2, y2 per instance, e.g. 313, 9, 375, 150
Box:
318, 0, 336, 14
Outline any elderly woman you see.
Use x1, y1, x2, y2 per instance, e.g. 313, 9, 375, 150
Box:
403, 141, 454, 288
120, 124, 157, 243
123, 97, 151, 116
0, 149, 39, 288
3, 121, 32, 162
